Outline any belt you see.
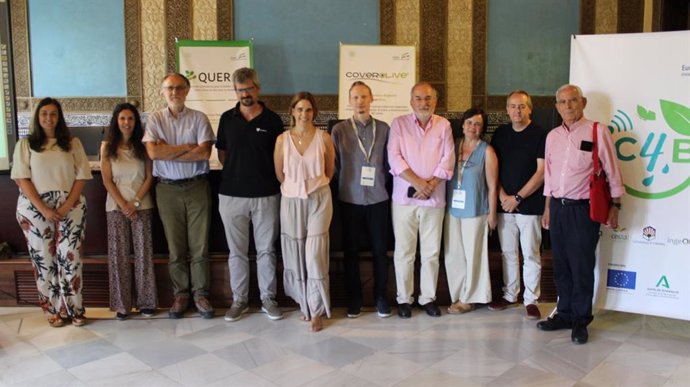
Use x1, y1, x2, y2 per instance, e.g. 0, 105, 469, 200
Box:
554, 198, 589, 206
157, 174, 208, 185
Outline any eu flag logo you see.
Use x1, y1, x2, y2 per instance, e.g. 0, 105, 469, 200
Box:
607, 269, 636, 290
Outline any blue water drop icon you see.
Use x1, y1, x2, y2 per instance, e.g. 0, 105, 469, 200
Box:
642, 175, 654, 186
662, 164, 669, 174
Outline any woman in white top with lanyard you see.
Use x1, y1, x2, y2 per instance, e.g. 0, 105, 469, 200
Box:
444, 108, 498, 314
11, 97, 93, 327
274, 91, 335, 332
101, 103, 157, 320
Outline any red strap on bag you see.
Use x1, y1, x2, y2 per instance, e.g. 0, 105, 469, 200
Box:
589, 123, 612, 223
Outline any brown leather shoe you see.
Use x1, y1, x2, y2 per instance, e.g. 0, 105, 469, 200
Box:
525, 304, 541, 320
195, 296, 214, 319
488, 298, 516, 311
169, 295, 189, 319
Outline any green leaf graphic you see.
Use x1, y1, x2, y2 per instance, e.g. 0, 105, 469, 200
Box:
660, 99, 690, 136
637, 105, 656, 121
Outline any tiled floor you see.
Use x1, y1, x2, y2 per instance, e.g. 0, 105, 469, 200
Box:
1, 304, 689, 386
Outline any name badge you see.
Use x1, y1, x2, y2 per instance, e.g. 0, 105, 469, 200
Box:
452, 189, 466, 209
360, 166, 376, 186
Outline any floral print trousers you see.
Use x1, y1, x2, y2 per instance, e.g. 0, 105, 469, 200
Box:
16, 191, 87, 316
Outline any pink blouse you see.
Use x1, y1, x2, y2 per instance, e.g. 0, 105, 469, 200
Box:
280, 129, 330, 199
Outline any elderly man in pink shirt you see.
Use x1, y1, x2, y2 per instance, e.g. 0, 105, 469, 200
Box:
387, 82, 455, 318
537, 84, 624, 344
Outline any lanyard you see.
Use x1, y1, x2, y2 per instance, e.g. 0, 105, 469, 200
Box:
350, 117, 376, 164
456, 139, 479, 188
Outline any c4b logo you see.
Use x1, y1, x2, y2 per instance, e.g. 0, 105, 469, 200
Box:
656, 275, 670, 289
611, 99, 690, 200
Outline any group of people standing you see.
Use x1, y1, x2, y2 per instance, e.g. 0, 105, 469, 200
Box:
11, 67, 623, 343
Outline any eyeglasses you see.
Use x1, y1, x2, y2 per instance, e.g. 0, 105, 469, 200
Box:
163, 85, 188, 92
235, 86, 256, 94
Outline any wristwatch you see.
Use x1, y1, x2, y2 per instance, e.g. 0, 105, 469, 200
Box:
611, 202, 622, 210
514, 193, 523, 203
133, 197, 141, 209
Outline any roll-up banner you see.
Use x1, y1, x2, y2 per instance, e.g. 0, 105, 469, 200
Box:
570, 31, 690, 321
338, 44, 416, 125
0, 75, 8, 170
176, 40, 253, 167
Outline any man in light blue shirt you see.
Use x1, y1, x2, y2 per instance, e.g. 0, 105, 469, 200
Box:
143, 73, 215, 319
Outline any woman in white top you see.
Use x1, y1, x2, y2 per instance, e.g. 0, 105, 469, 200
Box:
101, 103, 157, 320
274, 91, 335, 332
11, 97, 92, 327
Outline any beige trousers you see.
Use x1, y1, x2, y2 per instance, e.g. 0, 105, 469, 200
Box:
392, 203, 445, 305
443, 214, 492, 304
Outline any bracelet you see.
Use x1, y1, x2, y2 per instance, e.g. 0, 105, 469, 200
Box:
514, 193, 523, 203
611, 202, 622, 209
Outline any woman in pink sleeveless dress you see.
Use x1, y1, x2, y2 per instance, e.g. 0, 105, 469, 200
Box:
274, 91, 335, 332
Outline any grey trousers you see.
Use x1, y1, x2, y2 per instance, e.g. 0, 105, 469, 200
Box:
218, 194, 280, 303
280, 185, 333, 319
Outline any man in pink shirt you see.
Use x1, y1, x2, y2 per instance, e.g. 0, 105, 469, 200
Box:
537, 84, 624, 344
387, 82, 455, 318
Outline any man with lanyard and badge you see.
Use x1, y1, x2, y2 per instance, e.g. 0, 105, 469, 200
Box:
331, 81, 392, 318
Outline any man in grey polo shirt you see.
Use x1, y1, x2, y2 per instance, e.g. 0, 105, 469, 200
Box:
143, 73, 216, 319
331, 81, 391, 318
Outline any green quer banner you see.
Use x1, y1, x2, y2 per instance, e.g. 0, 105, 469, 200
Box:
176, 40, 253, 168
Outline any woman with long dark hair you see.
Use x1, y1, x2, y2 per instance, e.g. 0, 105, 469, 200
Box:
11, 97, 92, 327
274, 91, 335, 332
101, 103, 157, 320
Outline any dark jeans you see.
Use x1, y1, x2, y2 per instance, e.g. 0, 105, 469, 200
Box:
549, 199, 600, 326
341, 200, 390, 307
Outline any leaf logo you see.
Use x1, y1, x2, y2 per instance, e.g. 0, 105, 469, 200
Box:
637, 105, 656, 121
618, 99, 690, 200
184, 70, 197, 80
660, 100, 690, 136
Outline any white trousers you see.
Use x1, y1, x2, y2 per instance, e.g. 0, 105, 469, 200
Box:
496, 213, 542, 305
444, 214, 492, 304
392, 203, 445, 305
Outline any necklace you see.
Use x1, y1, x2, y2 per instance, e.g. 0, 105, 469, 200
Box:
292, 128, 311, 145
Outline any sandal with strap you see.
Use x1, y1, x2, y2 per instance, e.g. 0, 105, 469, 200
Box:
447, 302, 474, 314
48, 314, 65, 328
72, 315, 87, 327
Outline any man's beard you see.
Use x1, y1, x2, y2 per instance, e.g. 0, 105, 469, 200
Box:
415, 110, 431, 121
240, 97, 255, 107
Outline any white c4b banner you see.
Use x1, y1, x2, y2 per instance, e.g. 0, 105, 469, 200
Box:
570, 31, 690, 321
